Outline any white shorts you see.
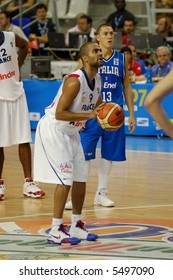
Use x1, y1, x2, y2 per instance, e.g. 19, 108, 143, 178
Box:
33, 116, 87, 185
0, 94, 32, 147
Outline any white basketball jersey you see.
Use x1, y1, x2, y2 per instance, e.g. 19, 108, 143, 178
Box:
0, 31, 24, 101
45, 68, 102, 135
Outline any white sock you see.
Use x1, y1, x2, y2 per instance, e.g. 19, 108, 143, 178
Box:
85, 160, 90, 179
97, 159, 112, 192
71, 214, 81, 224
52, 218, 62, 227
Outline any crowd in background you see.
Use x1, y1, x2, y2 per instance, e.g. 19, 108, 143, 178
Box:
0, 0, 173, 83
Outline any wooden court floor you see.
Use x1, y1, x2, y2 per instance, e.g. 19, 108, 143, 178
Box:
0, 140, 173, 260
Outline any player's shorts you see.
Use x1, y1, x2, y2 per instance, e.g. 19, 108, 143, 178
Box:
34, 116, 88, 186
80, 118, 126, 161
0, 94, 31, 147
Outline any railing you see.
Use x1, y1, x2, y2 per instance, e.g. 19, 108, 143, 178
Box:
0, 0, 46, 33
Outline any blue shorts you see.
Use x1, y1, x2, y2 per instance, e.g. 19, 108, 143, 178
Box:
80, 118, 126, 161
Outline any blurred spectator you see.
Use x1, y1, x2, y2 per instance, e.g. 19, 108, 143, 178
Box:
156, 0, 173, 8
29, 3, 56, 56
0, 1, 6, 8
6, 0, 36, 18
128, 44, 146, 74
152, 46, 173, 82
0, 11, 28, 41
106, 0, 136, 31
155, 1, 173, 22
120, 45, 142, 82
156, 16, 173, 47
122, 19, 135, 45
65, 13, 96, 47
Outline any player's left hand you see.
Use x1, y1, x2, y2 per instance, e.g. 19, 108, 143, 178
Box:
128, 116, 136, 133
95, 103, 105, 114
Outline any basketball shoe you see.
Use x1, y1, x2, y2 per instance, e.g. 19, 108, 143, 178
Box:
0, 179, 5, 200
65, 200, 86, 210
69, 220, 98, 241
47, 224, 81, 245
23, 178, 45, 198
94, 189, 115, 207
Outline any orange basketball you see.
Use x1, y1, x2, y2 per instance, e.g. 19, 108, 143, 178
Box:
97, 102, 124, 131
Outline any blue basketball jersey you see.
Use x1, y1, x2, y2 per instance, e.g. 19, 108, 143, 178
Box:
98, 50, 125, 106
80, 50, 126, 162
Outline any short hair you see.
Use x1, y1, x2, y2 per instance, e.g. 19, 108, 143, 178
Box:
115, 0, 126, 5
156, 46, 171, 55
77, 14, 93, 25
120, 46, 132, 55
96, 24, 113, 35
35, 3, 47, 12
0, 11, 12, 22
123, 18, 136, 25
78, 41, 94, 60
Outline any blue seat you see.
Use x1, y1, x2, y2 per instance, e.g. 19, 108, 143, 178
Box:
12, 18, 31, 37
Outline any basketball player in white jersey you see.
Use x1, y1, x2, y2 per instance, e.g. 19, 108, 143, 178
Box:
34, 42, 103, 245
0, 31, 45, 200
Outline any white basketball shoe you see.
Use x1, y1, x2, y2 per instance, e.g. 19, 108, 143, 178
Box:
23, 178, 45, 198
94, 189, 115, 207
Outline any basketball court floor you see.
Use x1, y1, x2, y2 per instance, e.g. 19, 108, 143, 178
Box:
0, 134, 173, 260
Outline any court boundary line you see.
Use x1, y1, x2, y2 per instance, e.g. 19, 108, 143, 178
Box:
0, 203, 173, 220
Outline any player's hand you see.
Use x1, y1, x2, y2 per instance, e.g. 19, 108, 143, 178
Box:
89, 103, 105, 119
80, 123, 86, 131
95, 103, 105, 115
128, 116, 136, 132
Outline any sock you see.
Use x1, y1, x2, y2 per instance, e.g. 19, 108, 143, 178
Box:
52, 218, 62, 227
71, 214, 81, 224
97, 159, 112, 192
85, 160, 90, 179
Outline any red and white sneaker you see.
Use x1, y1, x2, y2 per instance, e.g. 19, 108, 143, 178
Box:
69, 220, 98, 241
0, 179, 5, 201
48, 224, 81, 245
23, 178, 45, 198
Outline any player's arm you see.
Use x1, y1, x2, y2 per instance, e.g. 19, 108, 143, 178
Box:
145, 69, 173, 138
123, 54, 136, 132
55, 77, 102, 121
15, 34, 28, 70
22, 0, 35, 9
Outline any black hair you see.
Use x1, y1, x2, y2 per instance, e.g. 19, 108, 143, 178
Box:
0, 11, 12, 22
78, 14, 93, 24
35, 3, 47, 12
120, 46, 132, 55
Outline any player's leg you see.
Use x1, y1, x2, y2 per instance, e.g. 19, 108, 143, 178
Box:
94, 158, 114, 207
16, 94, 45, 198
48, 183, 81, 245
65, 119, 100, 210
54, 184, 71, 218
18, 142, 31, 178
0, 147, 5, 200
69, 144, 98, 241
65, 160, 90, 210
95, 126, 126, 207
19, 143, 45, 198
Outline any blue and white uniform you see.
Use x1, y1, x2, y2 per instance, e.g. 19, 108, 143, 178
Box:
80, 50, 126, 161
34, 68, 102, 185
